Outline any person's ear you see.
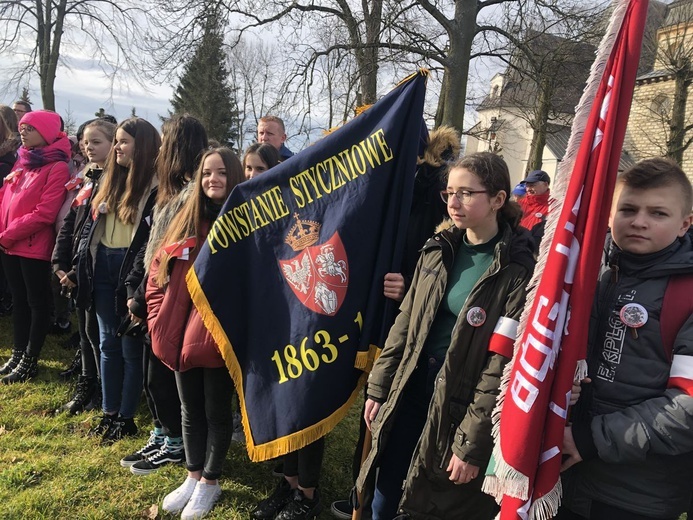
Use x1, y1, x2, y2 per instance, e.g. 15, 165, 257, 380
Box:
678, 211, 692, 237
493, 190, 507, 211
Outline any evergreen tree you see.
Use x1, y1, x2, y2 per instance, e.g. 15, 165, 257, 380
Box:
19, 87, 31, 105
170, 6, 238, 147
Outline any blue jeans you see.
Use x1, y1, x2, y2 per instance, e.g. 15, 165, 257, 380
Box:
93, 245, 143, 418
371, 357, 442, 520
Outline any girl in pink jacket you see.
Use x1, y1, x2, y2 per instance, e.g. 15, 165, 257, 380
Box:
0, 110, 70, 383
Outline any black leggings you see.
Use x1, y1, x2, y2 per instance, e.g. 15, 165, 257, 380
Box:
176, 366, 234, 480
78, 306, 100, 378
143, 340, 182, 437
1, 254, 52, 357
283, 438, 325, 489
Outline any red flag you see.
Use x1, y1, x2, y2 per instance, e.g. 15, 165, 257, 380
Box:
483, 1, 649, 519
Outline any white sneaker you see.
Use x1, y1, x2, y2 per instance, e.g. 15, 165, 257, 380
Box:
181, 481, 221, 519
162, 476, 199, 514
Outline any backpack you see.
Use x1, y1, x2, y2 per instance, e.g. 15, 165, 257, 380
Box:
661, 273, 693, 360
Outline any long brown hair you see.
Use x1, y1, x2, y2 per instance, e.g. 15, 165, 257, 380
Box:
0, 113, 10, 143
91, 118, 161, 224
156, 114, 208, 207
154, 147, 244, 286
451, 152, 523, 229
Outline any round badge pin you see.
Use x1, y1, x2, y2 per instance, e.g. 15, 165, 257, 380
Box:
534, 212, 544, 219
466, 307, 486, 327
619, 303, 648, 328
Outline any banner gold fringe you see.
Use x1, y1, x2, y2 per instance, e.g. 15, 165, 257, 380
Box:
187, 266, 367, 462
354, 345, 382, 373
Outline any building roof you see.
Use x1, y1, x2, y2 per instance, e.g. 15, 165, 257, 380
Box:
664, 0, 693, 27
477, 31, 595, 115
545, 123, 636, 171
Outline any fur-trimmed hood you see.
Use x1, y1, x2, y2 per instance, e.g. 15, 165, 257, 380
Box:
417, 126, 461, 167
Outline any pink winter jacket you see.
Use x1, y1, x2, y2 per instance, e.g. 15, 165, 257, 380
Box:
0, 156, 70, 261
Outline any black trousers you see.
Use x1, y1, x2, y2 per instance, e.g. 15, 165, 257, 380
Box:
1, 254, 52, 357
143, 340, 182, 437
283, 437, 325, 489
77, 306, 100, 378
50, 273, 72, 325
176, 366, 234, 480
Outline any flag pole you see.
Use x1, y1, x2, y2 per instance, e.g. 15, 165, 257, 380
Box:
351, 429, 373, 520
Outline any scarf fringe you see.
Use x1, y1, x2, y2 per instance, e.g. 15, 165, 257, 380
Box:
528, 480, 563, 520
483, 447, 530, 500
575, 359, 588, 381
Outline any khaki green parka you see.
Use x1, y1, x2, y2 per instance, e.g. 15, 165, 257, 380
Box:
357, 221, 535, 520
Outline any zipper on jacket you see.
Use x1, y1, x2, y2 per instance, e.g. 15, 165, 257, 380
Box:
610, 264, 619, 283
438, 421, 458, 469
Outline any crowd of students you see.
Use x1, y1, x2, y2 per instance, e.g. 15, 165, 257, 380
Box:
0, 100, 691, 520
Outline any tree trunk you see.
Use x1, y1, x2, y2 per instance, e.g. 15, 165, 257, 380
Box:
434, 68, 448, 128
667, 64, 691, 164
360, 0, 382, 105
526, 78, 552, 172
439, 0, 476, 134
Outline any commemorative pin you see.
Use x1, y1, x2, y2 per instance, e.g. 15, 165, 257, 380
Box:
466, 307, 486, 327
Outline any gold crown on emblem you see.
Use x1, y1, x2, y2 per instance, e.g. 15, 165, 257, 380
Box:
285, 213, 321, 251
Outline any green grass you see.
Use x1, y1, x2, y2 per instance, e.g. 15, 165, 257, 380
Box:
0, 314, 359, 519
1, 315, 689, 520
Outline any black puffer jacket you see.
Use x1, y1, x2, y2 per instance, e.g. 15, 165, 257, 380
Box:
75, 180, 157, 315
52, 167, 103, 289
563, 234, 693, 519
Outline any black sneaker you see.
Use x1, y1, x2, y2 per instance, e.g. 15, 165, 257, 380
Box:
101, 416, 137, 444
330, 500, 352, 520
331, 499, 371, 520
120, 430, 165, 467
88, 414, 115, 437
130, 437, 185, 475
276, 489, 322, 520
252, 479, 294, 520
50, 321, 72, 335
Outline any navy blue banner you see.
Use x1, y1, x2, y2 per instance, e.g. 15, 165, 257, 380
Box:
187, 71, 427, 461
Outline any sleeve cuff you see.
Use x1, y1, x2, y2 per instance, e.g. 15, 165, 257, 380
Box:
572, 420, 598, 461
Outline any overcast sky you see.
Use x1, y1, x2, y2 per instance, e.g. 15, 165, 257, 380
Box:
0, 58, 174, 131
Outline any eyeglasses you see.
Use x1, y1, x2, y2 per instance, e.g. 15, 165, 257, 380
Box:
440, 189, 488, 204
19, 124, 36, 134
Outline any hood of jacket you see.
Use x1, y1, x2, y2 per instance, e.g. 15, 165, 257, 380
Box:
432, 219, 536, 274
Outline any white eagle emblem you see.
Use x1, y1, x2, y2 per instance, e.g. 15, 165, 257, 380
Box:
281, 252, 312, 294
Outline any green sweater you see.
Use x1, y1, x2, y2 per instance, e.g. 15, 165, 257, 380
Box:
424, 231, 500, 361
